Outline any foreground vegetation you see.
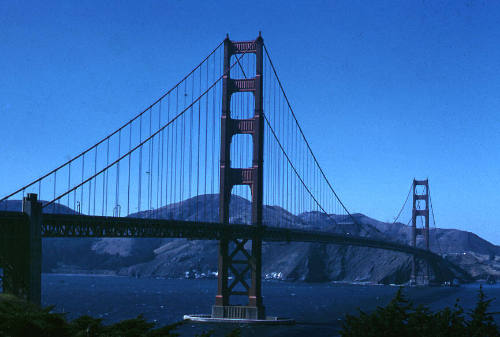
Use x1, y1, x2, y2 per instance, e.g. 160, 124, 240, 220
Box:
0, 294, 231, 337
1, 287, 499, 336
340, 286, 500, 337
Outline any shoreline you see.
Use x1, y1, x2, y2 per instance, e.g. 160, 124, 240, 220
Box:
43, 273, 472, 287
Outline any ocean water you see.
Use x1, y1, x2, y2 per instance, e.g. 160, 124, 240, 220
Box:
42, 274, 500, 337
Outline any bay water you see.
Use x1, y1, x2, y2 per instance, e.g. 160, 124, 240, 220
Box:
42, 274, 500, 337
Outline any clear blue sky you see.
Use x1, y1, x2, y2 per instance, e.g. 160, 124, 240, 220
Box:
1, 1, 499, 242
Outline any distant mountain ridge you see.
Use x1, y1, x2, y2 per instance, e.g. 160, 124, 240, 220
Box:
3, 195, 499, 283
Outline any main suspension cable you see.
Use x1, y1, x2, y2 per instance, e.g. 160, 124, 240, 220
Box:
43, 50, 246, 208
428, 186, 443, 254
393, 181, 412, 225
1, 40, 224, 202
236, 58, 335, 225
263, 44, 358, 225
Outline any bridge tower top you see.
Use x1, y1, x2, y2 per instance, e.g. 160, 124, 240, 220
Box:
412, 178, 429, 249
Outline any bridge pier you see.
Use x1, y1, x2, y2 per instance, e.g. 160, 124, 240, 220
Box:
22, 193, 42, 304
0, 194, 42, 304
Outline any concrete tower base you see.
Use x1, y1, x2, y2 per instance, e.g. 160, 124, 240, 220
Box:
183, 313, 294, 325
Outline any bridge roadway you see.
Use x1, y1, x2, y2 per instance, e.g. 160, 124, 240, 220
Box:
0, 210, 469, 282
0, 210, 435, 258
36, 213, 436, 258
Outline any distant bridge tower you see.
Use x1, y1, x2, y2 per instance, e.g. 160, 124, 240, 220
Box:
411, 179, 430, 285
213, 34, 265, 319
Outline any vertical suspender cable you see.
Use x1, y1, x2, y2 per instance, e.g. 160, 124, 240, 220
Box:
196, 66, 201, 220
116, 131, 120, 216
88, 157, 92, 215
159, 101, 164, 217
127, 124, 132, 216
180, 82, 186, 217
67, 163, 71, 207
204, 61, 208, 211
174, 87, 178, 217
138, 115, 143, 213
167, 95, 172, 218
212, 49, 216, 197
148, 108, 152, 214
93, 147, 97, 215
105, 138, 110, 215
157, 105, 161, 217
53, 171, 57, 213
81, 154, 85, 214
189, 72, 194, 202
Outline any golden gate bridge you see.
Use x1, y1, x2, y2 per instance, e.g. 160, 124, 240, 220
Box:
0, 34, 468, 322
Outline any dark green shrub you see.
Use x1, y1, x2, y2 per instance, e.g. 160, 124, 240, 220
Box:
340, 286, 500, 337
466, 286, 499, 337
0, 294, 70, 337
0, 294, 183, 337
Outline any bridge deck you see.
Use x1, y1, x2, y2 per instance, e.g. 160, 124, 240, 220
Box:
35, 213, 435, 259
0, 211, 469, 281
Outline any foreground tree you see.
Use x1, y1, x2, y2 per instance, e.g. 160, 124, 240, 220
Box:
340, 286, 500, 337
0, 293, 243, 337
0, 294, 182, 337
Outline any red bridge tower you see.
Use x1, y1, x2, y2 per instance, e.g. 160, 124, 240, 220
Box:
212, 34, 265, 319
411, 178, 430, 285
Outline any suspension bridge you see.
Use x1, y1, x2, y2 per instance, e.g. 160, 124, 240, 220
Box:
0, 34, 467, 321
